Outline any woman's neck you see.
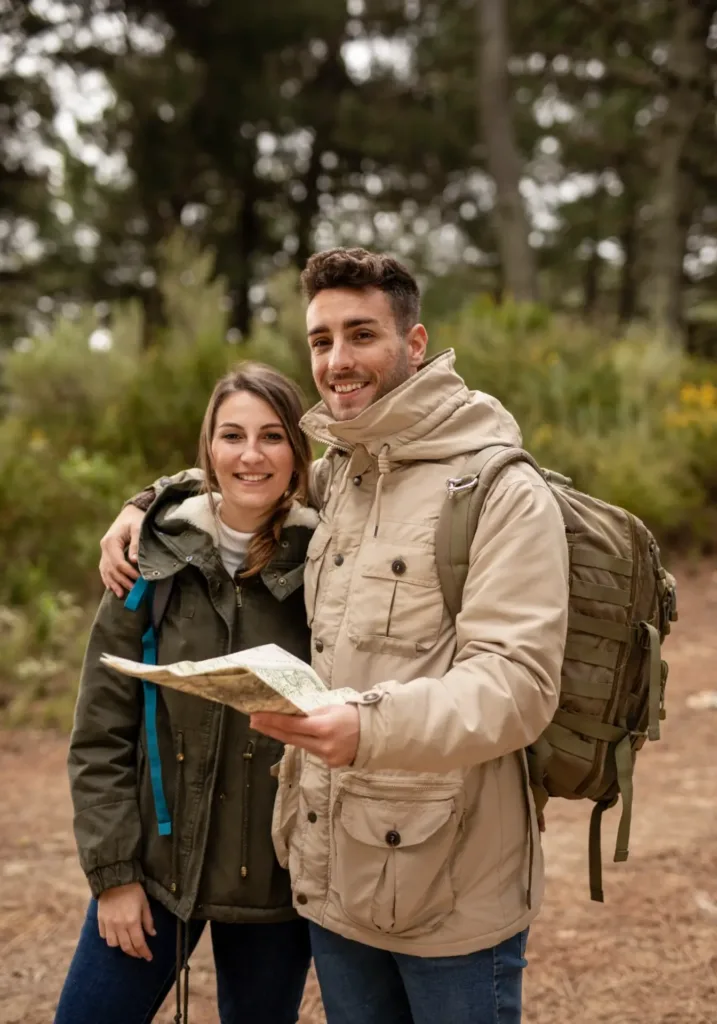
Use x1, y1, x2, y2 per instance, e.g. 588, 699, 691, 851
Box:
217, 498, 269, 535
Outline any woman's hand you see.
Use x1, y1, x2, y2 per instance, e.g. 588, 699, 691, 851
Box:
99, 506, 145, 596
97, 882, 156, 961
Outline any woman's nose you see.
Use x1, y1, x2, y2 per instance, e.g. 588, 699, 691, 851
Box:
238, 444, 264, 464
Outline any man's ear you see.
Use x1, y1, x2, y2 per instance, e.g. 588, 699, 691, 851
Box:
406, 323, 429, 368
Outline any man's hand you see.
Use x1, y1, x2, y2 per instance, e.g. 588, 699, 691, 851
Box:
97, 882, 156, 961
250, 704, 360, 767
99, 505, 145, 597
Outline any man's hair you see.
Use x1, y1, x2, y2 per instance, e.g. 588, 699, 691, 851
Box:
300, 247, 421, 336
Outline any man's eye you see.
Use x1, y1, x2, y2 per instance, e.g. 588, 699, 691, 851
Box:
356, 331, 374, 340
311, 338, 330, 349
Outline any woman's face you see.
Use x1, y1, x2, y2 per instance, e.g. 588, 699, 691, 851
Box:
210, 390, 296, 527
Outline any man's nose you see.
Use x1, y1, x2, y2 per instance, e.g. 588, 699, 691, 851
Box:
328, 337, 354, 373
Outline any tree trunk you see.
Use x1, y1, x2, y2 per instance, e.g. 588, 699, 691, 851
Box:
618, 208, 638, 325
476, 0, 538, 303
582, 241, 600, 318
647, 0, 710, 342
232, 172, 259, 338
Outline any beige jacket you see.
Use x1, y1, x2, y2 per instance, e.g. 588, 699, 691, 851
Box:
272, 350, 569, 956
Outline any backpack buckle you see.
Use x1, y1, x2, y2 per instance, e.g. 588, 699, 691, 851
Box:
446, 475, 479, 498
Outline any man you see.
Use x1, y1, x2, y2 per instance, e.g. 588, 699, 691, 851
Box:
100, 248, 569, 1024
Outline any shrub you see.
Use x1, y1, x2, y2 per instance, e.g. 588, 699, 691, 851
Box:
436, 298, 715, 546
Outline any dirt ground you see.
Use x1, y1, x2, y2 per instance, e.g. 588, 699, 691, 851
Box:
1, 562, 716, 1023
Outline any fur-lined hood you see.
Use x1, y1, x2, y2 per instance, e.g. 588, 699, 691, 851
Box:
165, 492, 319, 545
137, 481, 318, 582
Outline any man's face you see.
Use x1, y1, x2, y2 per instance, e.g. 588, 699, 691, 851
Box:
306, 286, 428, 421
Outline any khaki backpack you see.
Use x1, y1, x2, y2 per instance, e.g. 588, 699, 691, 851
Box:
435, 445, 678, 902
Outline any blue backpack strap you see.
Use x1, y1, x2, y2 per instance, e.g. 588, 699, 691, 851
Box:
124, 578, 172, 837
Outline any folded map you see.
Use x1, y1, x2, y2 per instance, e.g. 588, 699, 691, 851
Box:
100, 643, 359, 716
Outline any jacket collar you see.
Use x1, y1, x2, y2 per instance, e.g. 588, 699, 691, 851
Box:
164, 493, 318, 545
301, 349, 521, 464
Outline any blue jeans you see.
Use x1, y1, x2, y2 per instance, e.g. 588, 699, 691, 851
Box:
310, 923, 528, 1024
55, 896, 310, 1024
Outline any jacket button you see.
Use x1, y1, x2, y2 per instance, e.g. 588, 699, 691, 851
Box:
278, 577, 287, 586
361, 690, 381, 704
170, 882, 177, 893
385, 830, 401, 847
353, 476, 362, 486
218, 792, 226, 801
391, 558, 406, 575
307, 811, 317, 823
333, 554, 344, 566
297, 893, 308, 905
315, 639, 324, 653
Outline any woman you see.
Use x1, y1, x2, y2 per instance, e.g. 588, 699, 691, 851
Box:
56, 363, 317, 1024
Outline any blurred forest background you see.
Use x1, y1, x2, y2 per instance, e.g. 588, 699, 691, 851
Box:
1, 0, 717, 726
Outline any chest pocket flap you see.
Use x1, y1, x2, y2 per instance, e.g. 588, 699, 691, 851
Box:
349, 543, 444, 652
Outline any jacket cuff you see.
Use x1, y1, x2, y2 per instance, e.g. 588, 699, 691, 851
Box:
86, 860, 145, 898
347, 689, 386, 769
123, 488, 155, 512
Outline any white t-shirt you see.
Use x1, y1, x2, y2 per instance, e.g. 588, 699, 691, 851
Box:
216, 516, 254, 579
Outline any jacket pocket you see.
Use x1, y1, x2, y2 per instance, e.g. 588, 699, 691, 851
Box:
347, 543, 444, 654
303, 525, 331, 627
271, 745, 301, 869
331, 778, 461, 937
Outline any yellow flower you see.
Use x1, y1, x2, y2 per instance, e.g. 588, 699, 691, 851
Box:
699, 382, 717, 408
679, 383, 699, 406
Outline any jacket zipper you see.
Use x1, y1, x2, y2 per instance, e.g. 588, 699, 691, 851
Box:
170, 730, 185, 895
240, 739, 255, 879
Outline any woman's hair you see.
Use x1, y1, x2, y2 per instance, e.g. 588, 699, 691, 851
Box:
198, 362, 311, 578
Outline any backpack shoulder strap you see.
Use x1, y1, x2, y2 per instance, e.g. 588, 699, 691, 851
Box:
436, 445, 543, 620
124, 574, 175, 838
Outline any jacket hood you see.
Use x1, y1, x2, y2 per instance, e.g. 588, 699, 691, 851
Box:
300, 349, 521, 465
137, 482, 318, 579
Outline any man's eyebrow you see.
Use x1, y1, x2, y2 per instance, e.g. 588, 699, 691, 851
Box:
308, 317, 380, 337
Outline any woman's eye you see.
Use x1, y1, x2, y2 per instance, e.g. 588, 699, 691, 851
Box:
265, 432, 285, 442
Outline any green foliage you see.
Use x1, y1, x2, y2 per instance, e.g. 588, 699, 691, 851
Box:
437, 297, 716, 544
3, 240, 717, 727
0, 593, 91, 730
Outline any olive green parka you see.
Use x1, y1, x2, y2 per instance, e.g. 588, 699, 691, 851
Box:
68, 482, 317, 923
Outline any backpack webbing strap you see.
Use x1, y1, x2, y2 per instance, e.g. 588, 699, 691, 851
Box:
436, 445, 543, 620
588, 733, 634, 902
125, 576, 175, 838
641, 621, 662, 741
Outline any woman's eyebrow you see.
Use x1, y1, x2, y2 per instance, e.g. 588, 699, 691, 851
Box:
217, 421, 284, 430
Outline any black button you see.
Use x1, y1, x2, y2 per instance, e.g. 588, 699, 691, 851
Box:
307, 811, 318, 823
385, 830, 401, 847
296, 893, 308, 905
315, 639, 324, 653
353, 475, 362, 486
334, 554, 344, 566
391, 558, 406, 576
